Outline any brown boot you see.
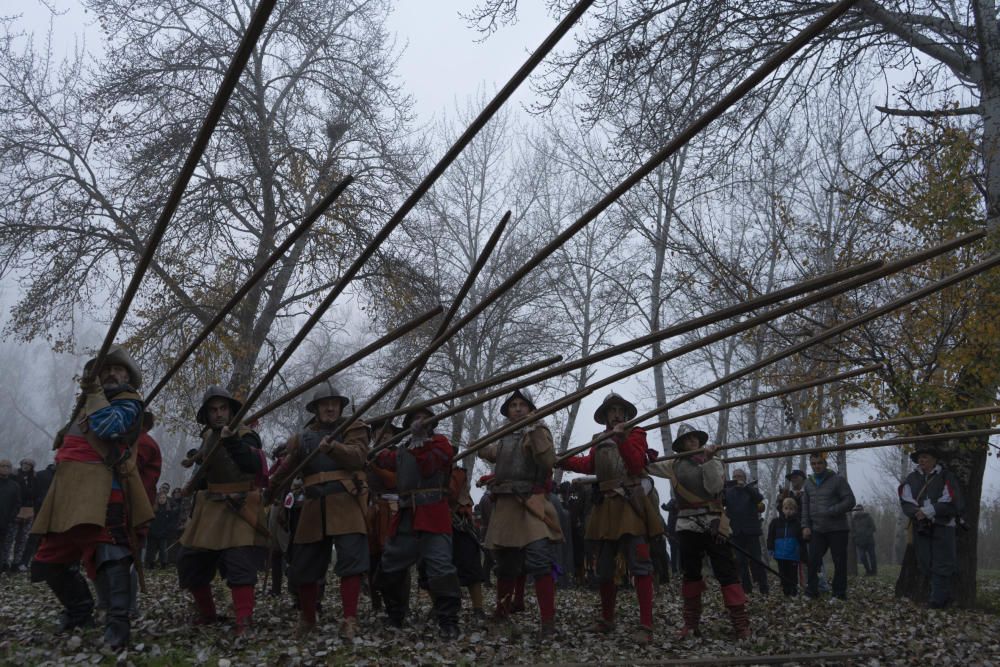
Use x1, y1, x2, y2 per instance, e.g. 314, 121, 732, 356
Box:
589, 618, 615, 634
677, 579, 705, 639
632, 624, 653, 645
339, 617, 357, 641
296, 616, 316, 638
721, 582, 750, 639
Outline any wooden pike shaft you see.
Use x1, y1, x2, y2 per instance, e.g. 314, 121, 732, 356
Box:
720, 428, 1000, 464
226, 0, 595, 439
245, 305, 444, 423
354, 0, 864, 445
368, 354, 563, 424
371, 259, 883, 447
59, 0, 278, 449
390, 211, 511, 413
657, 405, 1000, 462
557, 248, 1000, 463
89, 0, 279, 375
145, 175, 354, 405
645, 363, 883, 432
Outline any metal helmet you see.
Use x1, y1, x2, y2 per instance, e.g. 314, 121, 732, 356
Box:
593, 392, 637, 425
402, 398, 437, 430
499, 387, 536, 418
671, 423, 709, 452
84, 344, 143, 389
304, 381, 350, 414
196, 385, 243, 425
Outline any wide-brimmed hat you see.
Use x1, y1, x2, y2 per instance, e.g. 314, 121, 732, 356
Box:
910, 443, 946, 464
785, 469, 806, 480
19, 458, 36, 468
402, 400, 437, 430
196, 385, 243, 425
84, 344, 143, 389
369, 418, 403, 437
594, 392, 637, 425
304, 381, 350, 414
500, 388, 536, 417
671, 423, 709, 452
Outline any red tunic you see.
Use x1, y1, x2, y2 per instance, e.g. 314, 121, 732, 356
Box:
561, 427, 649, 475
376, 434, 454, 535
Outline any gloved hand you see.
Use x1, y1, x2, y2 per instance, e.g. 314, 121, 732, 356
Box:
79, 373, 102, 395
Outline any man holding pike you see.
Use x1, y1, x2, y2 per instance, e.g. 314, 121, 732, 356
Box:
556, 392, 661, 644
477, 388, 562, 637
177, 385, 268, 636
268, 382, 371, 640
646, 423, 751, 639
31, 346, 156, 650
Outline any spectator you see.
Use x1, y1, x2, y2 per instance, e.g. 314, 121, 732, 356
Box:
10, 458, 38, 571
23, 461, 55, 565
767, 497, 805, 596
146, 491, 178, 568
0, 460, 21, 572
899, 445, 963, 609
777, 469, 807, 512
852, 504, 877, 576
801, 452, 856, 600
724, 468, 769, 596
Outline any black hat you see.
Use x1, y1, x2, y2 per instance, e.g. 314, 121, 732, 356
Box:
910, 444, 945, 464
84, 344, 143, 389
786, 469, 806, 480
500, 388, 536, 417
594, 392, 637, 425
304, 381, 350, 414
671, 423, 709, 452
196, 385, 243, 425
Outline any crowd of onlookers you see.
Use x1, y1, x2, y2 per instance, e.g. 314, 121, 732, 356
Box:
0, 458, 190, 573
0, 458, 54, 572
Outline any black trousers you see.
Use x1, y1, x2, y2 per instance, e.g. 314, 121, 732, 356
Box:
856, 541, 877, 575
777, 559, 798, 595
806, 530, 848, 598
677, 530, 739, 586
177, 546, 265, 589
731, 534, 768, 594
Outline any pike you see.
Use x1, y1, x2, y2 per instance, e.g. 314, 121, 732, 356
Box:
56, 0, 279, 445
185, 0, 595, 486
720, 428, 1000, 465
645, 363, 884, 434
182, 304, 443, 484
460, 235, 986, 462
144, 175, 355, 405
243, 305, 445, 423
353, 0, 865, 449
655, 405, 1000, 462
557, 250, 1000, 463
368, 259, 885, 432
270, 212, 512, 490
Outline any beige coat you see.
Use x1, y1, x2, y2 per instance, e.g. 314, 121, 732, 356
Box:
180, 427, 268, 550
479, 423, 563, 548
271, 419, 370, 544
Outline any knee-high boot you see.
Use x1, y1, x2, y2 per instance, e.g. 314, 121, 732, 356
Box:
32, 561, 95, 632
98, 559, 132, 650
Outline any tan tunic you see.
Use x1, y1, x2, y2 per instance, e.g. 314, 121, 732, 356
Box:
180, 426, 268, 550
479, 423, 563, 549
583, 438, 663, 541
271, 419, 370, 544
33, 399, 154, 536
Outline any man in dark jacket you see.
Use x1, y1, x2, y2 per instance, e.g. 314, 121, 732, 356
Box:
899, 445, 964, 608
801, 453, 856, 600
0, 460, 22, 572
724, 468, 768, 595
851, 505, 877, 576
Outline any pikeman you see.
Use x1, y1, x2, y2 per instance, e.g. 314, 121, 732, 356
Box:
477, 388, 561, 637
268, 382, 370, 640
177, 386, 268, 636
30, 345, 155, 650
366, 418, 404, 615
646, 423, 751, 639
373, 403, 461, 639
555, 392, 661, 644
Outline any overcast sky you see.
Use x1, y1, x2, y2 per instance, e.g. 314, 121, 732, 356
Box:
7, 0, 1000, 504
